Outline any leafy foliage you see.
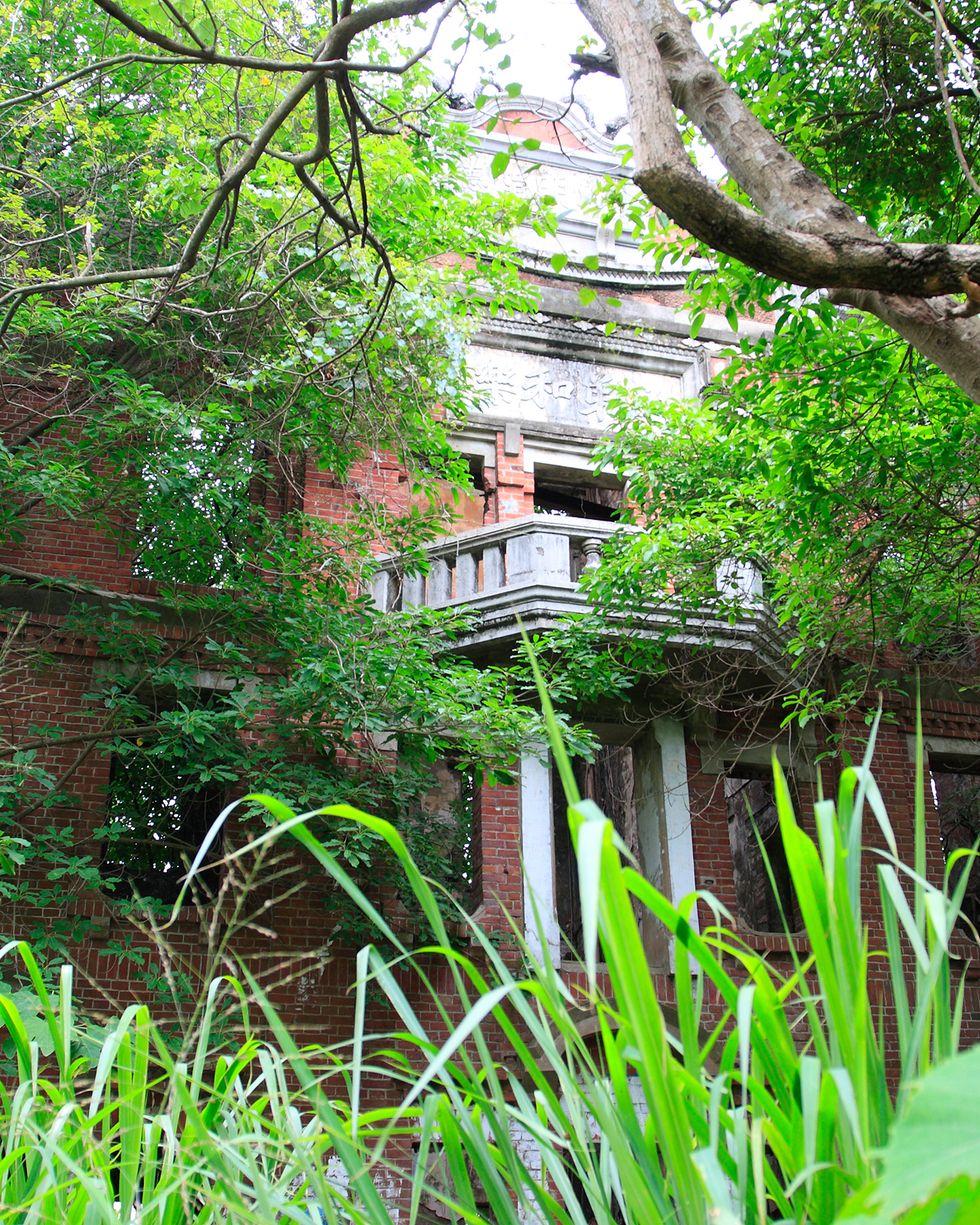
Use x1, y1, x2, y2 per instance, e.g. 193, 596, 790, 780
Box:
715, 0, 980, 245
2, 717, 974, 1220
592, 294, 980, 677
0, 0, 554, 978
0, 942, 410, 1222
229, 701, 979, 1222
579, 0, 980, 722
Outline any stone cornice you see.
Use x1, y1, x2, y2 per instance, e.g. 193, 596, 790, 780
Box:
518, 247, 689, 292
474, 309, 708, 383
453, 94, 623, 164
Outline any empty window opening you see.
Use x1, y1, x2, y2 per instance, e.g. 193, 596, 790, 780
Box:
553, 745, 638, 954
461, 455, 492, 528
465, 454, 488, 494
534, 479, 623, 522
930, 756, 980, 930
409, 454, 488, 533
415, 758, 478, 911
566, 1165, 627, 1225
101, 752, 224, 907
725, 766, 797, 934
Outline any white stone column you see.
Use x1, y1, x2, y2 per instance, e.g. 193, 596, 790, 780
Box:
370, 570, 390, 611
506, 530, 571, 588
520, 750, 560, 964
654, 717, 699, 935
715, 558, 764, 602
427, 557, 452, 605
402, 573, 424, 607
455, 551, 477, 598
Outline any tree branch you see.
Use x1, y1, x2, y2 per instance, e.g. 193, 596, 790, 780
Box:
88, 0, 450, 74
577, 0, 980, 401
640, 161, 980, 296
0, 0, 447, 335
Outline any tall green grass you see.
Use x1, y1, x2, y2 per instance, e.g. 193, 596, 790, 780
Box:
0, 938, 413, 1222
1, 704, 979, 1220
262, 698, 977, 1224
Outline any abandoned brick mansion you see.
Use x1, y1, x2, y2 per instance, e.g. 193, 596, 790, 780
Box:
3, 95, 980, 1052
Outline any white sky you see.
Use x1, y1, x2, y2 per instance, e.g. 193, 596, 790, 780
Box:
432, 0, 761, 132
435, 0, 629, 128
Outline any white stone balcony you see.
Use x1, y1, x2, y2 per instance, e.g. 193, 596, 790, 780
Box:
372, 515, 619, 614
371, 515, 782, 671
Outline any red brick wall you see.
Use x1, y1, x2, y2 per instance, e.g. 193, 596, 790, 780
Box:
472, 776, 523, 939
0, 381, 135, 587
488, 430, 534, 523
8, 380, 980, 1130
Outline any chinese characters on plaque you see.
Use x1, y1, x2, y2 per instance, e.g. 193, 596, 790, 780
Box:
468, 345, 674, 429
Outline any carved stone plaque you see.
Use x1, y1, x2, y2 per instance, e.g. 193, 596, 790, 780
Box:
468, 343, 678, 429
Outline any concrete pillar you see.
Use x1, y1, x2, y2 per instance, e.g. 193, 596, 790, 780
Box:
506, 531, 571, 588
521, 750, 560, 964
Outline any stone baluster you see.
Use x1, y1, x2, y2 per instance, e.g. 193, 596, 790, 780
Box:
402, 573, 425, 607
580, 537, 603, 572
428, 557, 452, 606
455, 550, 478, 599
483, 544, 504, 592
371, 570, 391, 611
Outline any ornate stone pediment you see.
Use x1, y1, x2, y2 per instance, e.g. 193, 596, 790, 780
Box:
468, 307, 710, 429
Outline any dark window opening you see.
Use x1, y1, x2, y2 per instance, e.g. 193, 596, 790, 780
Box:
415, 759, 478, 911
930, 756, 980, 930
101, 753, 224, 907
465, 454, 488, 493
553, 745, 638, 954
566, 1165, 627, 1225
725, 766, 797, 934
533, 479, 623, 522
464, 455, 492, 526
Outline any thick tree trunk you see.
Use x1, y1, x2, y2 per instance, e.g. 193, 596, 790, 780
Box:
831, 290, 980, 405
577, 0, 980, 403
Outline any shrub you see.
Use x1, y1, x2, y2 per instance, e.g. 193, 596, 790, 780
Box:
1, 703, 979, 1220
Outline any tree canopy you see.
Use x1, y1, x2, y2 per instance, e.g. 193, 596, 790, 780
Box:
4, 0, 980, 972
0, 0, 563, 969
560, 0, 980, 721
578, 0, 980, 401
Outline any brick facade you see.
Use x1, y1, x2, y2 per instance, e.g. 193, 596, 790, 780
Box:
3, 103, 980, 1214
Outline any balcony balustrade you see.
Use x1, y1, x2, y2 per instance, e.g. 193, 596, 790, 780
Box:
370, 515, 777, 668
371, 515, 620, 614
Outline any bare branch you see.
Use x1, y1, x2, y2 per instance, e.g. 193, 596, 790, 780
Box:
0, 53, 203, 112
0, 0, 452, 335
933, 7, 980, 200
0, 264, 183, 334
570, 49, 617, 78
87, 0, 450, 74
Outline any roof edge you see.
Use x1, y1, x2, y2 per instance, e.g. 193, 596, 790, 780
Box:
452, 94, 621, 158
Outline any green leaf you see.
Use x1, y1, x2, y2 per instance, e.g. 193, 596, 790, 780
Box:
872, 1046, 980, 1218
490, 150, 511, 179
